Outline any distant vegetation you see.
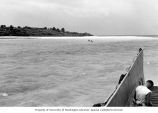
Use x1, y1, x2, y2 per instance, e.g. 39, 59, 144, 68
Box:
0, 25, 92, 36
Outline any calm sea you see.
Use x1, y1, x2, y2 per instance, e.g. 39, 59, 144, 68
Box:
0, 36, 158, 107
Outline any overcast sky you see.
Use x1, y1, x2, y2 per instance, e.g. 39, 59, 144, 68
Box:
0, 0, 158, 35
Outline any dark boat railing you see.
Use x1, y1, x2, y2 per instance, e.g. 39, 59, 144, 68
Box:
105, 49, 145, 107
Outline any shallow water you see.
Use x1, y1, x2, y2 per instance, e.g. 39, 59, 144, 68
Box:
0, 36, 158, 107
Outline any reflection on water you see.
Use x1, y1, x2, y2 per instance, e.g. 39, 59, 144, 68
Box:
0, 36, 158, 107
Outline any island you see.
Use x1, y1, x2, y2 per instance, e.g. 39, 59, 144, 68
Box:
0, 25, 92, 36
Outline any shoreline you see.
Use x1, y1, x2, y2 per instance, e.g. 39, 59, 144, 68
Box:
0, 36, 157, 40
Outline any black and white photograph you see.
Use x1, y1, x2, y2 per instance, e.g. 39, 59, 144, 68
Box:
0, 0, 158, 111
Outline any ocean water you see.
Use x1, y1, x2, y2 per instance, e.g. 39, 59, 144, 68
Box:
0, 36, 158, 107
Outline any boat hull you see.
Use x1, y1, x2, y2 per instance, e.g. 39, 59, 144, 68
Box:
106, 50, 144, 107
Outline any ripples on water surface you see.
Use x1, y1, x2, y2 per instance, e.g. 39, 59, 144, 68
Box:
0, 36, 158, 107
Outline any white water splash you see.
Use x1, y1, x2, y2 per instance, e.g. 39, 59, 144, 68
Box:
0, 93, 8, 97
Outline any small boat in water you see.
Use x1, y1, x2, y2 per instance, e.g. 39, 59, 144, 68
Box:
93, 48, 157, 107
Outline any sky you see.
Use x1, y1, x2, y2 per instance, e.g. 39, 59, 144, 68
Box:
0, 0, 158, 35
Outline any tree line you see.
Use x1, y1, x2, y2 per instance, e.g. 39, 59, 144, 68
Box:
0, 25, 92, 36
